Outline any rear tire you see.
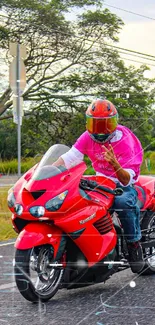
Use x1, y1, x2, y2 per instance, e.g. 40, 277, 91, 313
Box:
14, 246, 64, 302
140, 211, 155, 275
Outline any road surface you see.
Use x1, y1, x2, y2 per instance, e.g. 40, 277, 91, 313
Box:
0, 241, 155, 325
0, 175, 19, 186
1, 175, 155, 324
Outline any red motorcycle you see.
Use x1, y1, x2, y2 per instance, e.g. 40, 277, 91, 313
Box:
7, 144, 155, 302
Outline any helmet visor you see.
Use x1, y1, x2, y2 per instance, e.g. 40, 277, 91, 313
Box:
86, 114, 118, 134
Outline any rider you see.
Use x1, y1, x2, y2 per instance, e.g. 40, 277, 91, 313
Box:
54, 98, 145, 273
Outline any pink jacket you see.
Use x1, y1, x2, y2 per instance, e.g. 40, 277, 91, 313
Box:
74, 125, 143, 181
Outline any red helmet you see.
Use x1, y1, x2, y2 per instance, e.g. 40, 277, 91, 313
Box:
86, 99, 118, 143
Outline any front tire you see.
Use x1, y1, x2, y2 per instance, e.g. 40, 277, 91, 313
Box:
14, 245, 64, 302
141, 211, 155, 275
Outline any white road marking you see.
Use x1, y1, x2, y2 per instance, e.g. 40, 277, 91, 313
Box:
103, 261, 124, 265
0, 241, 15, 247
0, 282, 16, 290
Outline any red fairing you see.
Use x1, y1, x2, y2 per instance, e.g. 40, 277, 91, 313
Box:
10, 156, 117, 265
8, 144, 155, 270
15, 222, 63, 258
55, 206, 117, 266
136, 175, 155, 210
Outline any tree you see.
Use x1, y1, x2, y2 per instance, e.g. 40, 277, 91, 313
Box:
0, 0, 123, 115
0, 118, 17, 160
0, 0, 154, 159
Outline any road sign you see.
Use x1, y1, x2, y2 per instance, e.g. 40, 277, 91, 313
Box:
9, 42, 27, 59
9, 57, 26, 95
9, 42, 27, 178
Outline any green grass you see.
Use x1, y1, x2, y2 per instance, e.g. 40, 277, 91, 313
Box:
0, 157, 40, 174
0, 187, 17, 241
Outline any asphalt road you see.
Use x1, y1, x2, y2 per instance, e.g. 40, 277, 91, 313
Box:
1, 175, 155, 325
0, 175, 19, 186
0, 241, 155, 325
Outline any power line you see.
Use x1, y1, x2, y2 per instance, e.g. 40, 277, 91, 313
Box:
1, 3, 155, 22
103, 2, 155, 21
1, 11, 155, 61
1, 13, 155, 68
106, 44, 155, 60
119, 56, 155, 67
0, 13, 155, 61
117, 50, 155, 63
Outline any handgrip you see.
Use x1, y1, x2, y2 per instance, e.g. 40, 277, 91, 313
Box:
80, 179, 123, 196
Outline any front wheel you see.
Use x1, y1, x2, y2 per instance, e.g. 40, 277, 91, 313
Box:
141, 211, 155, 275
14, 245, 64, 302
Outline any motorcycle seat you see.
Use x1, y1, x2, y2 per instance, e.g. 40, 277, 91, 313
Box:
134, 185, 146, 209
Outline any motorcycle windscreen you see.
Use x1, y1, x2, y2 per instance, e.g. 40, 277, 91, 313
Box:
31, 144, 70, 181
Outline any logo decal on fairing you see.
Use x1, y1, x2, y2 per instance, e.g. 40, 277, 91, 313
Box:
79, 213, 96, 224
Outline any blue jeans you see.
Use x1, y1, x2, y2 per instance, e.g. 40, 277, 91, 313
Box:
112, 184, 141, 243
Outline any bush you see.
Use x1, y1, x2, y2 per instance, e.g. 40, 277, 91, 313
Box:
0, 152, 155, 175
0, 186, 17, 240
144, 151, 153, 158
0, 157, 41, 174
150, 152, 155, 169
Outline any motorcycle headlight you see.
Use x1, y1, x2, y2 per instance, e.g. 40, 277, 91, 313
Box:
15, 204, 23, 216
7, 188, 16, 208
45, 191, 68, 211
29, 206, 45, 218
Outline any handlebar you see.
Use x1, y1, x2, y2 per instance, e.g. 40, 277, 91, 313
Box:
80, 179, 123, 196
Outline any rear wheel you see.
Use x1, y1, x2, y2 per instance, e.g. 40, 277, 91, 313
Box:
141, 211, 155, 275
14, 245, 64, 302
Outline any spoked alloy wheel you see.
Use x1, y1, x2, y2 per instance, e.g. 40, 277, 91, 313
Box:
14, 245, 64, 302
141, 211, 155, 275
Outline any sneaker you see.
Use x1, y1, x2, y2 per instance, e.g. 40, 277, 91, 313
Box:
127, 241, 145, 273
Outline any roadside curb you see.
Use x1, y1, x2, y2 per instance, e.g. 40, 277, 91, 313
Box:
0, 238, 16, 245
0, 174, 19, 186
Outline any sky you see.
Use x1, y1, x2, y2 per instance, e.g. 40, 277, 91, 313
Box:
1, 0, 155, 89
101, 0, 155, 78
66, 0, 155, 78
